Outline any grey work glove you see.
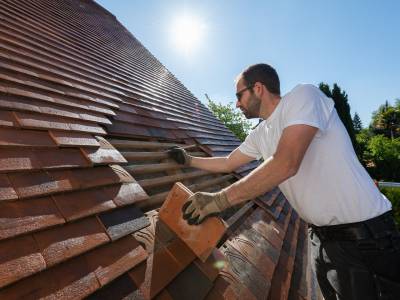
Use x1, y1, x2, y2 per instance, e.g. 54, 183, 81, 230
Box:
182, 191, 231, 225
167, 146, 192, 166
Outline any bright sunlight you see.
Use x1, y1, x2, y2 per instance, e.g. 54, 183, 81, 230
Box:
170, 14, 206, 55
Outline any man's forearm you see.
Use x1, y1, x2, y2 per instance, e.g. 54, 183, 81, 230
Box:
190, 156, 231, 173
223, 156, 295, 206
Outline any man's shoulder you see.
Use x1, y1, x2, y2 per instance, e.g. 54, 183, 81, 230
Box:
287, 83, 320, 97
282, 83, 327, 107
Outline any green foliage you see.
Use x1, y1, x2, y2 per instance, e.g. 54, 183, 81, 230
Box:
371, 100, 400, 139
206, 97, 252, 142
366, 135, 400, 180
356, 128, 374, 166
352, 112, 363, 133
380, 187, 400, 228
319, 82, 358, 153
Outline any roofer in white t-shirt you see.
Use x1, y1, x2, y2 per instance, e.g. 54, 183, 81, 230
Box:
168, 63, 400, 299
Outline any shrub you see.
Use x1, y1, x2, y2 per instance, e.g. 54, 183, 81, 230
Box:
380, 187, 400, 228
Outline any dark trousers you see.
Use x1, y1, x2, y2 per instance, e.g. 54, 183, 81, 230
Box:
309, 211, 400, 300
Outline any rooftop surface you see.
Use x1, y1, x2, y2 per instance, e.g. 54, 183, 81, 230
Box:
0, 0, 316, 299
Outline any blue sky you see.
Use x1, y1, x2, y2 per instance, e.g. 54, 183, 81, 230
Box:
96, 0, 399, 127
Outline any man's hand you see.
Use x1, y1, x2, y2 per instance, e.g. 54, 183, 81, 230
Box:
182, 191, 231, 225
167, 146, 192, 166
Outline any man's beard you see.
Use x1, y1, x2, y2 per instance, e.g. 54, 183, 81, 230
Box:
241, 94, 261, 119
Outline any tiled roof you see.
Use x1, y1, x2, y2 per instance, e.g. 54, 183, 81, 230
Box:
0, 0, 317, 299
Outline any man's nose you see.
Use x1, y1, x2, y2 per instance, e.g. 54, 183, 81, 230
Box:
236, 99, 241, 108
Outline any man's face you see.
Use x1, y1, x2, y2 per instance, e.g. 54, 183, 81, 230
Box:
235, 78, 261, 119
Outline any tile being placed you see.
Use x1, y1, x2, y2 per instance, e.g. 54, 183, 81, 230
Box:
0, 234, 46, 288
0, 195, 65, 240
159, 182, 227, 262
34, 216, 110, 267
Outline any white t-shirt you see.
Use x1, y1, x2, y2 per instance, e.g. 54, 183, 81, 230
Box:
238, 84, 391, 226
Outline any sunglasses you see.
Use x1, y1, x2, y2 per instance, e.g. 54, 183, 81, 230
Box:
235, 85, 254, 101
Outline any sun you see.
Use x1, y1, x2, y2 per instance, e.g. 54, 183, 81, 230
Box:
170, 14, 206, 55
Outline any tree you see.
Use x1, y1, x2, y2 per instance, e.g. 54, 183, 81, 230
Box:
206, 94, 252, 142
371, 100, 400, 139
353, 112, 363, 133
367, 135, 400, 181
319, 83, 357, 150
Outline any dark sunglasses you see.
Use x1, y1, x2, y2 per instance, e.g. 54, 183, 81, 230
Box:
236, 85, 254, 101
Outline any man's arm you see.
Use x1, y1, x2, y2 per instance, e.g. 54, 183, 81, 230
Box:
190, 147, 255, 173
224, 124, 318, 206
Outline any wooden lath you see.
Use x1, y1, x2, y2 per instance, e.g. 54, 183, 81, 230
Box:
108, 137, 236, 212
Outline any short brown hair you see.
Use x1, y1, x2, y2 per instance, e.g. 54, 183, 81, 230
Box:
238, 63, 280, 95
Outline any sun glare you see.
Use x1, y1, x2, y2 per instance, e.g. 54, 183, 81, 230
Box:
170, 14, 206, 55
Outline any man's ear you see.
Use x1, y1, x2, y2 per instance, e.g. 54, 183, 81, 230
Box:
254, 82, 264, 97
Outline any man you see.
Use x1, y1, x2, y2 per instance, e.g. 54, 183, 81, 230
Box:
168, 63, 400, 299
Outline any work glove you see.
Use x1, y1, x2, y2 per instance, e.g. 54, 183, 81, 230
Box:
182, 191, 231, 225
167, 146, 192, 166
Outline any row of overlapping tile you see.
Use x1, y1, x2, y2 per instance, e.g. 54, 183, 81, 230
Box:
0, 0, 314, 299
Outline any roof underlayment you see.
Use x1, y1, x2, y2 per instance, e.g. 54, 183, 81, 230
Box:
0, 0, 319, 299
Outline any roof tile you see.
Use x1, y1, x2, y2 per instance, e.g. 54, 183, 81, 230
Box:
14, 111, 107, 134
81, 136, 127, 165
154, 290, 174, 300
98, 205, 150, 240
206, 271, 257, 300
9, 171, 67, 198
166, 263, 214, 300
53, 187, 117, 221
34, 148, 91, 169
0, 174, 18, 201
193, 249, 226, 282
85, 235, 148, 286
34, 216, 110, 267
0, 148, 40, 173
0, 128, 56, 148
0, 196, 65, 240
0, 234, 46, 288
0, 255, 100, 300
129, 244, 182, 299
245, 209, 283, 250
164, 235, 196, 268
221, 243, 271, 299
103, 182, 148, 206
159, 183, 227, 262
86, 273, 143, 300
70, 165, 133, 189
227, 237, 275, 281
0, 111, 19, 128
14, 111, 70, 131
49, 130, 100, 147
